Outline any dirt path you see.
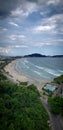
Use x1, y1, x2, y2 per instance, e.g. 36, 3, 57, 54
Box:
41, 97, 63, 130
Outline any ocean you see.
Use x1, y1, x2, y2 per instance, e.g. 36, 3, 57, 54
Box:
16, 57, 63, 82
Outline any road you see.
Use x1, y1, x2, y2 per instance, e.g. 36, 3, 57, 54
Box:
41, 97, 63, 130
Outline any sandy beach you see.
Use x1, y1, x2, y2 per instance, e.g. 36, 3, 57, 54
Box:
4, 59, 30, 82
4, 59, 49, 92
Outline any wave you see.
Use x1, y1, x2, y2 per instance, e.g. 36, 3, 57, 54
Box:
26, 66, 29, 69
33, 70, 50, 79
23, 63, 29, 69
19, 60, 29, 69
23, 59, 35, 68
18, 58, 63, 79
24, 62, 61, 76
24, 59, 29, 63
36, 67, 61, 76
44, 68, 61, 76
58, 70, 63, 73
35, 65, 62, 76
35, 65, 44, 70
33, 70, 41, 76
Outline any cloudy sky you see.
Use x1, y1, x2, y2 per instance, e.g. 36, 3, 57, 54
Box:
0, 0, 63, 56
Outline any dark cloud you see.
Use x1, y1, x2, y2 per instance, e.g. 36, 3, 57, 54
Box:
0, 0, 38, 19
0, 0, 24, 19
0, 0, 63, 19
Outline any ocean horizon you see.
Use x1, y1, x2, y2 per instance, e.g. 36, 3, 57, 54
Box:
16, 57, 63, 82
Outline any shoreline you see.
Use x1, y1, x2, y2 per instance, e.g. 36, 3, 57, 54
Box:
4, 59, 50, 92
3, 59, 63, 130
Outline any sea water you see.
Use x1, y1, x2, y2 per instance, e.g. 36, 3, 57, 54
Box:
16, 57, 63, 82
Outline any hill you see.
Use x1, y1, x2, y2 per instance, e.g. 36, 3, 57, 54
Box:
24, 53, 47, 57
52, 55, 63, 58
0, 53, 63, 58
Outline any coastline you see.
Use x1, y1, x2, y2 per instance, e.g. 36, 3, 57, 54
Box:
4, 59, 63, 130
4, 59, 30, 82
4, 59, 50, 92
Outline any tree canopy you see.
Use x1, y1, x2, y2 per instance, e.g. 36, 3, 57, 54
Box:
0, 81, 49, 130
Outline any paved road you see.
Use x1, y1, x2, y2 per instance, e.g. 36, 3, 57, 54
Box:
41, 98, 63, 130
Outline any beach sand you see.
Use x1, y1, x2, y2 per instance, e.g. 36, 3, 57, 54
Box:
4, 59, 49, 92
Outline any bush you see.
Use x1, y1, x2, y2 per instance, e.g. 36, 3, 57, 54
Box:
0, 81, 49, 130
19, 82, 28, 86
48, 96, 63, 115
54, 75, 63, 84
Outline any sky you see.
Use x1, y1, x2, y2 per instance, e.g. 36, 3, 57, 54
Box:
0, 0, 63, 56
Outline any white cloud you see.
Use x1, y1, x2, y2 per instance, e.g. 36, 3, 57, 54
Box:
45, 14, 63, 26
0, 27, 8, 32
0, 47, 11, 54
33, 38, 63, 47
2, 28, 8, 31
11, 1, 38, 17
32, 13, 63, 34
47, 14, 63, 23
11, 8, 24, 17
34, 42, 52, 47
44, 14, 63, 34
33, 25, 55, 33
9, 21, 19, 27
47, 0, 60, 5
10, 45, 28, 48
9, 34, 26, 41
24, 1, 38, 15
0, 45, 28, 54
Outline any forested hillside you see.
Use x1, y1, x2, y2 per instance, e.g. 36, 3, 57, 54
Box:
0, 75, 49, 130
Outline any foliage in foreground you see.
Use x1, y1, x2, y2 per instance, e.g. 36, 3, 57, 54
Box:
48, 96, 63, 116
0, 81, 49, 130
54, 75, 63, 84
0, 71, 7, 81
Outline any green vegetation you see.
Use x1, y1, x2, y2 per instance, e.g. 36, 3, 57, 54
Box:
19, 81, 28, 86
48, 97, 63, 116
0, 60, 9, 70
42, 87, 53, 97
0, 79, 49, 130
0, 72, 7, 81
0, 59, 11, 81
54, 75, 63, 84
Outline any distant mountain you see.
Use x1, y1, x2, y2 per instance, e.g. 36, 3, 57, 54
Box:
52, 55, 63, 58
24, 53, 63, 58
0, 54, 63, 58
24, 53, 47, 57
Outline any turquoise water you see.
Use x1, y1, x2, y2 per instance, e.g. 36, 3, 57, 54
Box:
16, 57, 63, 81
44, 85, 55, 91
